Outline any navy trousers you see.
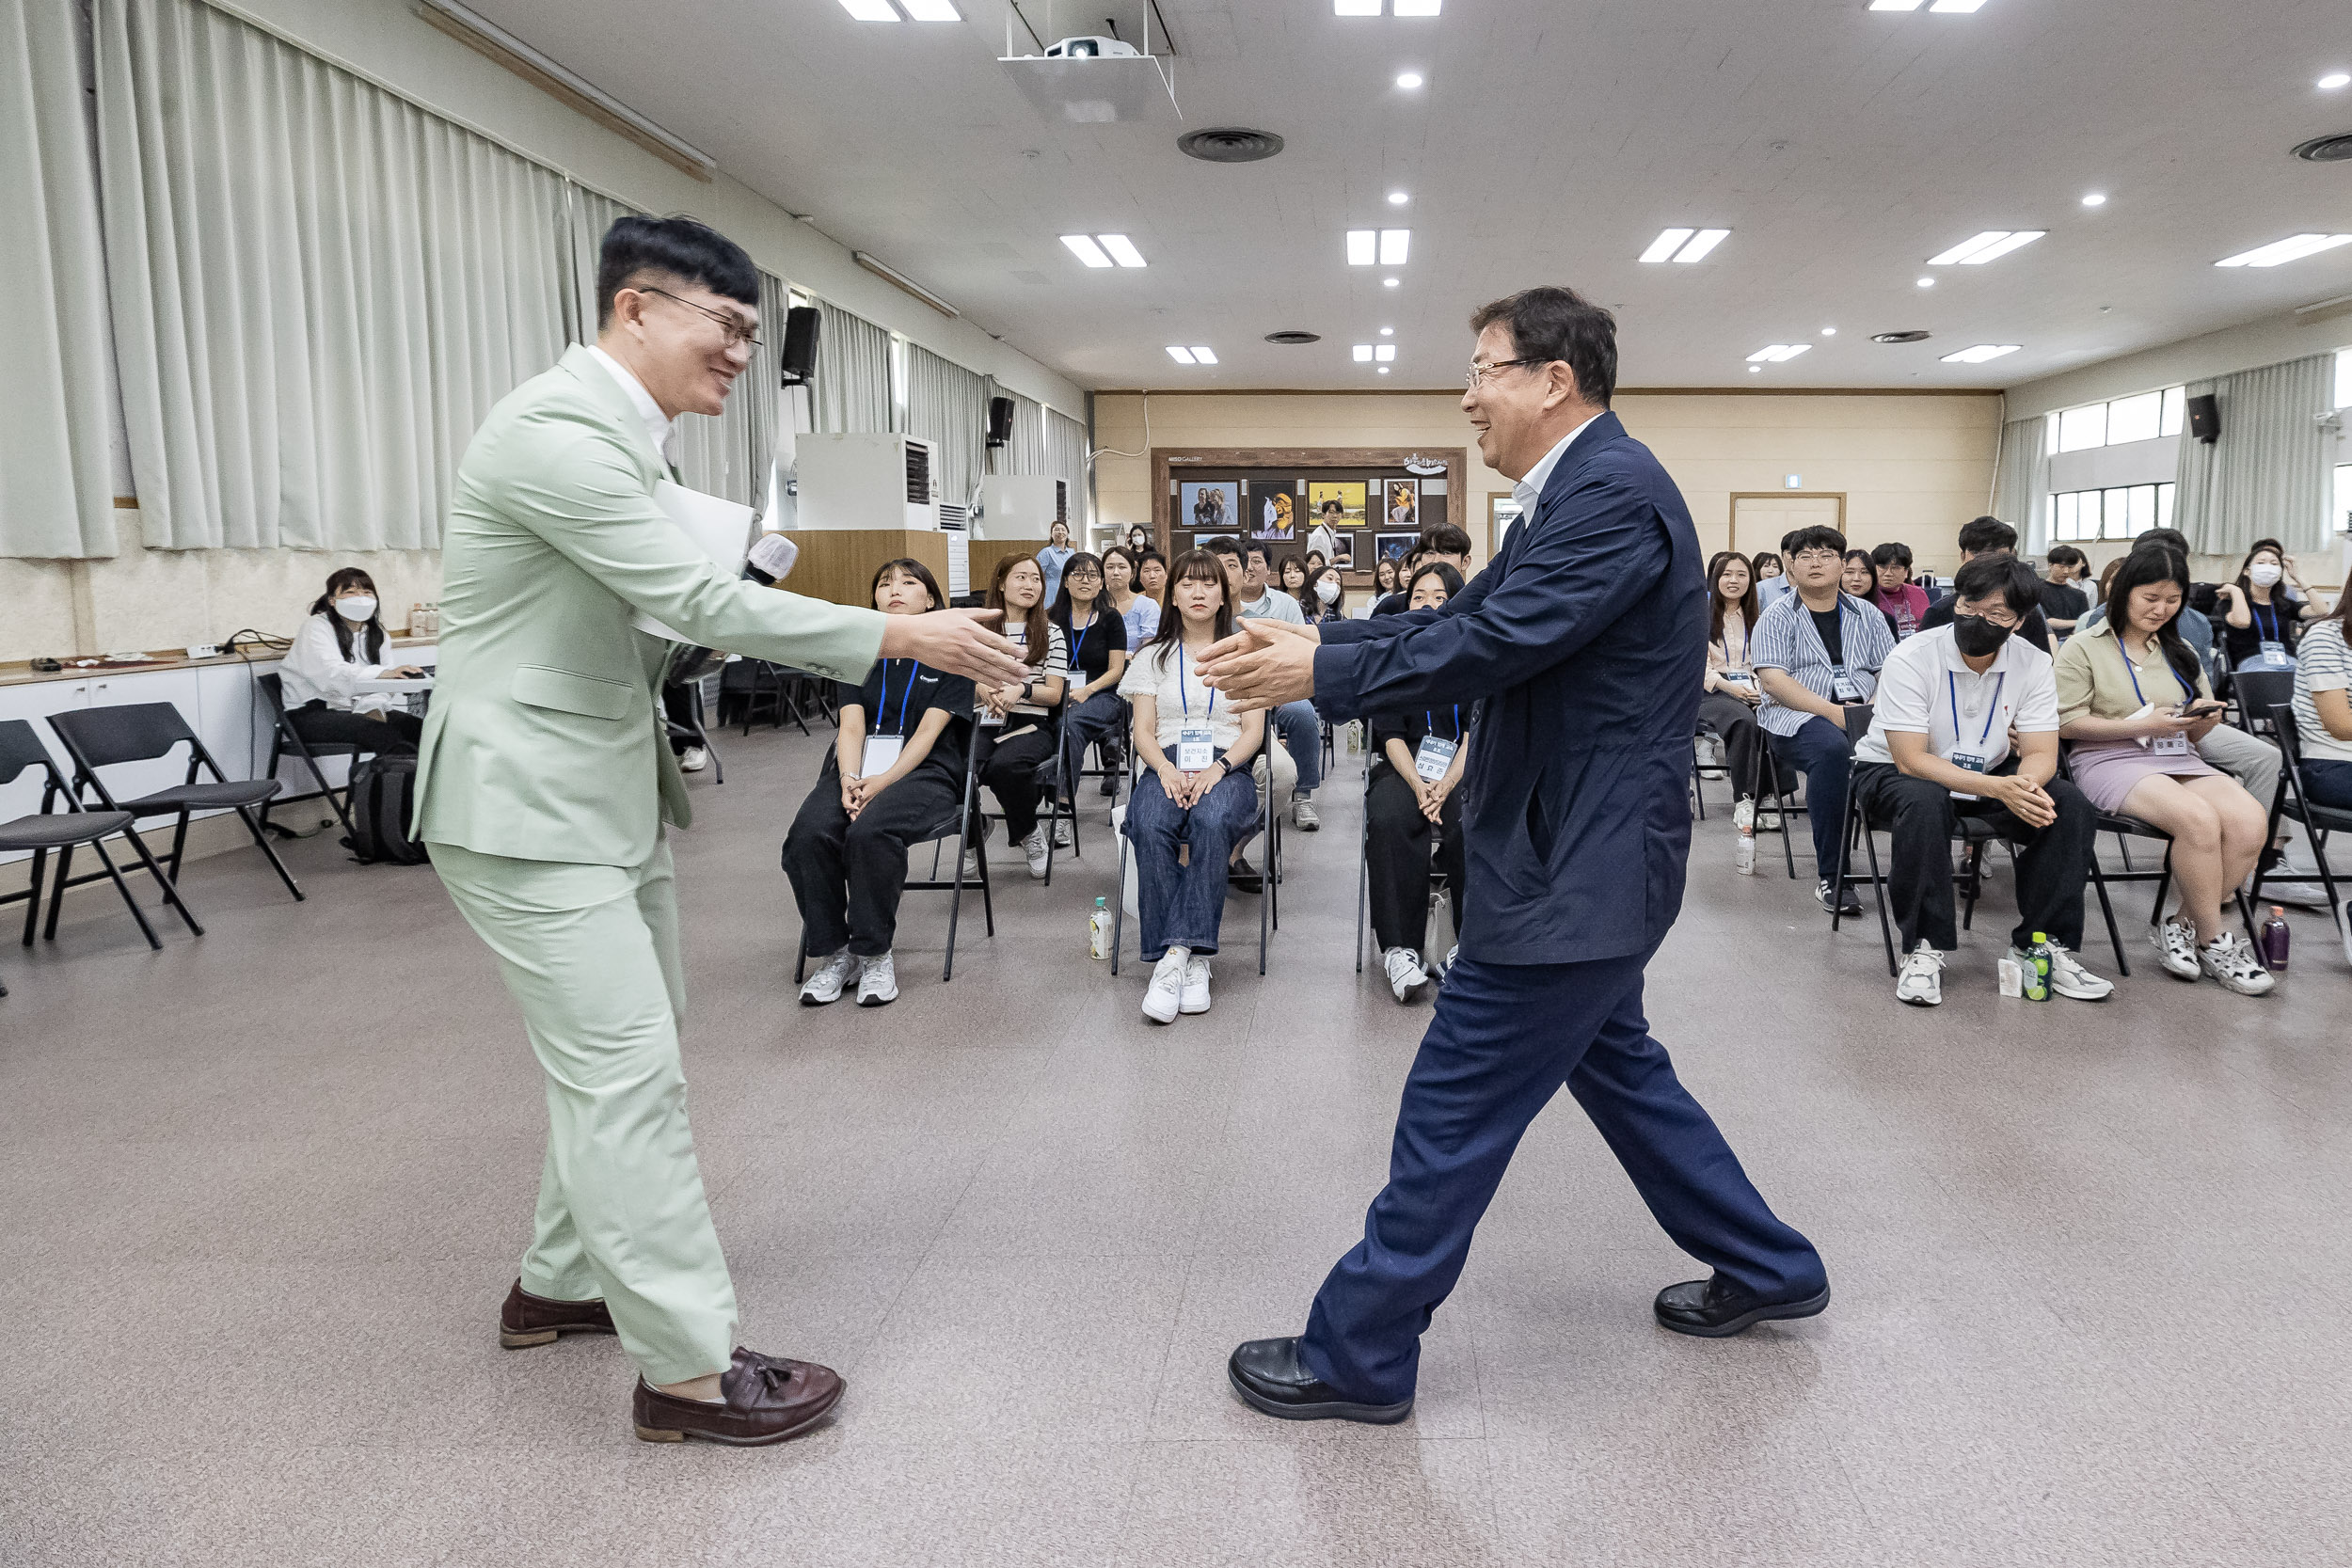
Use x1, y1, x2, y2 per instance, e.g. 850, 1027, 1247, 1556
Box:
1769, 716, 1855, 883
1299, 949, 1826, 1404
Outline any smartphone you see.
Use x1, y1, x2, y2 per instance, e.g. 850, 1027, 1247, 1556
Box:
2170, 699, 2226, 719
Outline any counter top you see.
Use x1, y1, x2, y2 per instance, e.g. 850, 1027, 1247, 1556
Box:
0, 635, 437, 689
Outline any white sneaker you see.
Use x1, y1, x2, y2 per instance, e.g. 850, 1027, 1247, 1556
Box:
2018, 942, 2113, 1002
1895, 941, 1944, 1006
1733, 799, 1755, 833
854, 952, 898, 1006
1383, 946, 1433, 1003
1143, 950, 1187, 1023
1293, 795, 1321, 832
679, 745, 708, 773
1052, 818, 1073, 850
799, 950, 857, 1006
1022, 828, 1050, 879
1180, 955, 1213, 1014
2198, 932, 2276, 996
1756, 809, 1783, 831
2151, 916, 2201, 981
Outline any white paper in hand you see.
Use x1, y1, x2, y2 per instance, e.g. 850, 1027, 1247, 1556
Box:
633, 480, 757, 642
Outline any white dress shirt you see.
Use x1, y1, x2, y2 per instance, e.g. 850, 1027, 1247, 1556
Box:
587, 343, 677, 467
1853, 624, 2059, 770
1509, 412, 1603, 515
281, 611, 391, 714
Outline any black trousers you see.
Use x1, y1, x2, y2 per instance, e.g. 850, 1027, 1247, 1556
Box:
977, 723, 1057, 841
1695, 691, 1764, 802
1851, 760, 2098, 953
781, 754, 963, 958
1366, 768, 1467, 956
287, 702, 421, 755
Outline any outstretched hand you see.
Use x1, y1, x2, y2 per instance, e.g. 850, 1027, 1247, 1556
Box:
1196, 619, 1320, 711
879, 609, 1029, 690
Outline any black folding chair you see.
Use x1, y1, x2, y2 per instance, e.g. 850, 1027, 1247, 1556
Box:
255, 672, 371, 842
46, 702, 301, 916
789, 738, 993, 984
662, 647, 726, 785
0, 721, 165, 984
2060, 747, 2257, 951
2232, 668, 2296, 740
2250, 708, 2352, 948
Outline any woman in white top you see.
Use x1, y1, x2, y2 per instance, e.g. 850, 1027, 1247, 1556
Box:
1116, 549, 1266, 1024
1696, 551, 1766, 836
977, 554, 1068, 879
280, 568, 427, 753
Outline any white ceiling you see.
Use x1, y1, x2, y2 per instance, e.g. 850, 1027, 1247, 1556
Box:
464, 0, 2352, 392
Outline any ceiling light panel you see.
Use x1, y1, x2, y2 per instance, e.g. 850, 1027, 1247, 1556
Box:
1379, 326, 1394, 336
1928, 230, 2044, 265
1165, 346, 1197, 364
1333, 0, 1381, 14
1675, 229, 1729, 262
1060, 235, 1112, 268
1941, 344, 2020, 363
1189, 346, 1217, 364
839, 0, 900, 17
1640, 228, 1695, 263
1393, 0, 1443, 14
1379, 229, 1410, 264
1867, 0, 1923, 9
1746, 344, 1811, 362
898, 0, 960, 17
1394, 71, 1423, 88
1097, 233, 1147, 268
2322, 72, 2351, 90
2216, 233, 2352, 267
1927, 0, 1989, 10
1353, 344, 1374, 362
1346, 230, 1376, 265
1375, 343, 1396, 362
1383, 277, 1400, 288
1388, 191, 1409, 205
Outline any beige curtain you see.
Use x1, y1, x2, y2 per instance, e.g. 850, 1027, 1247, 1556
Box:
1991, 413, 2050, 551
810, 299, 892, 435
904, 344, 989, 512
2, 0, 119, 558
95, 0, 571, 551
2173, 354, 2337, 556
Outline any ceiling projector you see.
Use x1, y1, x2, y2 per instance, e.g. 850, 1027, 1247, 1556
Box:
1044, 35, 1140, 58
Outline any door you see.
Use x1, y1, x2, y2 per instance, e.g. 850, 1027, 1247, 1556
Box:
1731, 493, 1845, 557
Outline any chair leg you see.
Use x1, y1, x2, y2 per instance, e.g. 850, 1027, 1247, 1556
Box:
943, 837, 964, 985
118, 824, 204, 936
1260, 793, 1271, 977
1355, 817, 1369, 975
89, 839, 163, 952
1960, 842, 1986, 932
167, 809, 194, 891
42, 842, 74, 941
236, 805, 306, 901
1110, 820, 1125, 977
2087, 855, 2130, 977
21, 846, 44, 947
1863, 816, 1898, 976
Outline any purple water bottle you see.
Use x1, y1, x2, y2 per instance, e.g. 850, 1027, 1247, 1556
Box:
2259, 906, 2290, 972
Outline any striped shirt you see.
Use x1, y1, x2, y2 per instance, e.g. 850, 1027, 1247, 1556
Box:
2291, 618, 2352, 765
1750, 590, 1897, 737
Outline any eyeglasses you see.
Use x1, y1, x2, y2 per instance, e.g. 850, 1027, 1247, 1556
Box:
1788, 549, 1842, 564
642, 287, 762, 349
1465, 357, 1546, 388
1960, 604, 2023, 629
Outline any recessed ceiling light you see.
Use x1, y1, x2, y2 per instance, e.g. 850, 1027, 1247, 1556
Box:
1395, 71, 1423, 88
1097, 233, 1147, 268
1674, 228, 1730, 263
2323, 72, 2351, 90
1940, 343, 2020, 363
1353, 344, 1374, 362
1377, 366, 1391, 374
1927, 0, 1989, 10
1383, 277, 1400, 288
1333, 0, 1381, 14
1060, 235, 1112, 268
1639, 227, 1728, 263
1379, 229, 1410, 264
838, 0, 899, 17
1745, 344, 1811, 362
1379, 326, 1394, 336
1749, 364, 1763, 372
2081, 192, 2107, 207
1820, 326, 1837, 336
1393, 0, 1442, 14
1639, 228, 1695, 263
1867, 1, 1922, 9
1928, 230, 2045, 265
1192, 346, 1218, 364
1916, 277, 1935, 288
899, 0, 961, 17
1346, 230, 1376, 265
1166, 346, 1197, 364
1388, 191, 1409, 205
1375, 344, 1396, 362
2216, 233, 2352, 267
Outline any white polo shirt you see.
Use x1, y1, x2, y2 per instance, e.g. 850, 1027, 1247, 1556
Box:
1854, 623, 2058, 770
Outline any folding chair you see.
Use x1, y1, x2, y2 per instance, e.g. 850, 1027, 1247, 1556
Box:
0, 720, 164, 968
791, 740, 993, 985
2060, 748, 2256, 952
2250, 708, 2352, 948
46, 702, 301, 918
1750, 734, 1807, 880
2233, 668, 2296, 740
1110, 760, 1276, 978
255, 672, 369, 842
662, 648, 726, 785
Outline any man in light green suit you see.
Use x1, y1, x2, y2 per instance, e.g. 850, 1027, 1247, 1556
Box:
418, 216, 1025, 1447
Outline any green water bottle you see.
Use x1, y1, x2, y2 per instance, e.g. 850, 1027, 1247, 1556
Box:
2024, 931, 2051, 1002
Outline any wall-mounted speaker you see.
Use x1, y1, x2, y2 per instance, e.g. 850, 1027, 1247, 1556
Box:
2185, 392, 2219, 444
986, 395, 1014, 447
779, 306, 818, 386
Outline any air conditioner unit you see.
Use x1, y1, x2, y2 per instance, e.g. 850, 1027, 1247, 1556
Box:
795, 433, 938, 531
975, 475, 1068, 540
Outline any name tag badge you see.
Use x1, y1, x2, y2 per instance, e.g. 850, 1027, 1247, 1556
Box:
1948, 750, 1989, 801
1176, 725, 1215, 771
1415, 735, 1459, 783
2258, 641, 2292, 667
2152, 731, 2191, 756
977, 705, 1005, 729
861, 735, 904, 774
1721, 671, 1757, 691
1830, 665, 1864, 704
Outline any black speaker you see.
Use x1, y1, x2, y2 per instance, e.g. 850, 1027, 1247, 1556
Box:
2185, 392, 2219, 444
778, 306, 818, 386
986, 395, 1014, 447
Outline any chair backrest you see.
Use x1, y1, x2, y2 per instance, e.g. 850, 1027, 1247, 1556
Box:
2272, 705, 2305, 767
0, 719, 62, 787
2233, 669, 2296, 725
45, 701, 199, 770
257, 671, 290, 716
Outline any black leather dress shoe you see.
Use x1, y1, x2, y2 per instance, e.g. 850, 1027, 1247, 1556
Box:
1654, 1274, 1831, 1338
1226, 1337, 1413, 1424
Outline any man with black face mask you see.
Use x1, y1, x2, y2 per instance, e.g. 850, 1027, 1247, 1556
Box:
1850, 555, 2110, 1006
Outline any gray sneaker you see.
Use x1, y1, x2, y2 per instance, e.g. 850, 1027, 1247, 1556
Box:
2197, 932, 2275, 996
856, 952, 898, 1007
799, 950, 857, 1006
1293, 795, 1321, 832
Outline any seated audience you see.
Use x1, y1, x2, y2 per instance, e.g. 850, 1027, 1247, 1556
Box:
1851, 556, 2111, 1006
1302, 564, 1349, 626
1370, 524, 1473, 616
1699, 551, 1768, 853
1303, 548, 1329, 577
977, 554, 1067, 879
2055, 546, 2275, 995
1367, 562, 1470, 1003
280, 568, 427, 753
1134, 549, 1168, 621
784, 560, 976, 1008
1052, 551, 1130, 812
2217, 542, 2326, 671
1752, 549, 1790, 610
1357, 556, 1403, 616
1104, 546, 1159, 648
1220, 539, 1318, 832
1279, 554, 1311, 610
2289, 597, 2352, 807
1118, 549, 1266, 1023
1918, 516, 2053, 652
2040, 544, 2091, 635
1753, 525, 1897, 915
1870, 542, 1931, 639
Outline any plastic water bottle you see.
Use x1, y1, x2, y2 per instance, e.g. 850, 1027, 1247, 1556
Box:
1089, 896, 1111, 960
1734, 832, 1756, 876
2260, 905, 2291, 972
2023, 931, 2051, 1001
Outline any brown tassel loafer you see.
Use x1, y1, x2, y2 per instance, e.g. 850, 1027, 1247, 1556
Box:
499, 1279, 618, 1349
632, 1347, 845, 1446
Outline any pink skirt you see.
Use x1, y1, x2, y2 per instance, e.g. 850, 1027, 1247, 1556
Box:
2068, 737, 2220, 815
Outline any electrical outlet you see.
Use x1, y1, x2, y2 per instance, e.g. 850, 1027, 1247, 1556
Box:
185, 643, 221, 659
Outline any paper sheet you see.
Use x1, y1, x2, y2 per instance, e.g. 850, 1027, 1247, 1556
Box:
633, 480, 758, 642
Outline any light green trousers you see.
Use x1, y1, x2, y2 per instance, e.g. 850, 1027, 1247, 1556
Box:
430, 837, 736, 1386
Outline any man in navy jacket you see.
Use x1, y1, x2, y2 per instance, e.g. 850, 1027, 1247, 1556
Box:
1200, 287, 1829, 1423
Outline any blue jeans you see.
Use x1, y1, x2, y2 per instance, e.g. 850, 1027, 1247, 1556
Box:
2303, 757, 2352, 810
1271, 700, 1323, 793
1123, 757, 1260, 959
1057, 689, 1126, 791
1767, 716, 1854, 883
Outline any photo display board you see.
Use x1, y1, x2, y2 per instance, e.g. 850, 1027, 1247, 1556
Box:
1164, 469, 1445, 585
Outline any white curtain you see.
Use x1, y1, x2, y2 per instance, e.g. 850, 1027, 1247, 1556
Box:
674, 271, 787, 509
1992, 413, 2050, 551
2173, 354, 2337, 557
904, 345, 989, 512
562, 182, 641, 345
2, 0, 119, 558
994, 384, 1048, 476
1045, 406, 1090, 532
94, 0, 570, 551
810, 299, 892, 435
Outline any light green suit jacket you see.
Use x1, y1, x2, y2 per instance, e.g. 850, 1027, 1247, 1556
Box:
415, 344, 885, 866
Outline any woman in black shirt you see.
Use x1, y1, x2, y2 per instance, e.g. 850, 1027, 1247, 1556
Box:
1365, 562, 1470, 1005
1051, 552, 1131, 811
783, 559, 977, 1008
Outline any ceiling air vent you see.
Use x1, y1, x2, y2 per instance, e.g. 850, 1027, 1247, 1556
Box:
2292, 131, 2352, 163
1871, 330, 1931, 344
1264, 330, 1321, 345
1178, 127, 1284, 164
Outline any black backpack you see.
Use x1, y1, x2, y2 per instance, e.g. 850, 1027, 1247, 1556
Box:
344, 754, 429, 865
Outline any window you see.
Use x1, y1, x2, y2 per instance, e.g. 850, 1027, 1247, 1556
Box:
2106, 390, 2162, 445
2051, 387, 2186, 451
2056, 404, 2106, 452
2337, 347, 2352, 412
2051, 482, 2176, 542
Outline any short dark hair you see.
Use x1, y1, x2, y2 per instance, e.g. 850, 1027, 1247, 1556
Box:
2045, 544, 2087, 569
1951, 554, 2041, 619
868, 556, 945, 611
1957, 515, 2017, 556
1136, 548, 1167, 570
1202, 536, 1243, 563
1243, 542, 1272, 566
1782, 525, 1848, 558
1406, 562, 1466, 601
596, 215, 758, 331
1422, 523, 1473, 557
1469, 285, 1617, 406
1319, 499, 1344, 516
2135, 526, 2190, 555
1869, 541, 1914, 570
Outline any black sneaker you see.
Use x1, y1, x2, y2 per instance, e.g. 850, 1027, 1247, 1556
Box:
1815, 879, 1862, 917
1229, 855, 1263, 894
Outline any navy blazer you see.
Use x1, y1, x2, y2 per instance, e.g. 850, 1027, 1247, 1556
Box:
1314, 412, 1705, 965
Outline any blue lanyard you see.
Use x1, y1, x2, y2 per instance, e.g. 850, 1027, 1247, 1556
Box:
1179, 643, 1214, 719
874, 659, 918, 736
1423, 705, 1461, 740
1069, 614, 1089, 667
1947, 670, 2004, 749
2120, 638, 2189, 707
2252, 599, 2280, 643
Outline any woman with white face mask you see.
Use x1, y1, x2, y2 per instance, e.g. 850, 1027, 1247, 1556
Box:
280, 568, 428, 753
1303, 564, 1348, 625
2217, 543, 2328, 672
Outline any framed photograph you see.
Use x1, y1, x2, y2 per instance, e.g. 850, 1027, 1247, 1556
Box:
1326, 532, 1356, 569
1305, 480, 1366, 531
1247, 481, 1296, 541
1384, 478, 1420, 531
1375, 531, 1419, 564
1179, 480, 1239, 536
